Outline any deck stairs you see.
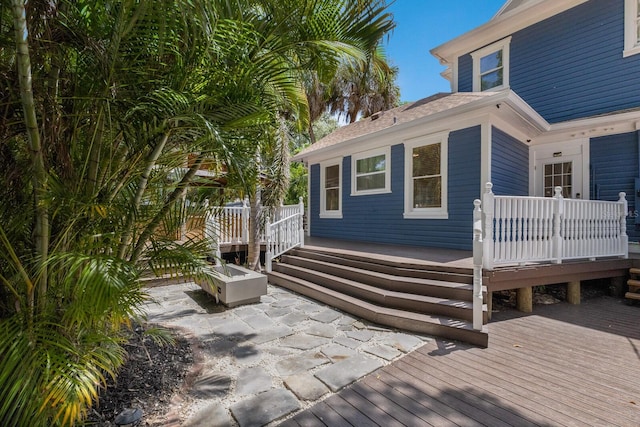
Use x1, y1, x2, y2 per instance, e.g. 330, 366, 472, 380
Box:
267, 246, 489, 347
626, 268, 640, 302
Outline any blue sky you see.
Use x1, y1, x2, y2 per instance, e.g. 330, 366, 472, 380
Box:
385, 1, 507, 102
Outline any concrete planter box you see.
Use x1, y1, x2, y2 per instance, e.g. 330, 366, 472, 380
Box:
198, 264, 267, 307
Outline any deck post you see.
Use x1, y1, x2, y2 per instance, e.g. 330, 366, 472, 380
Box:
472, 199, 484, 330
299, 196, 305, 248
619, 192, 628, 259
204, 200, 221, 265
482, 183, 495, 270
552, 187, 564, 264
517, 287, 533, 313
566, 281, 581, 304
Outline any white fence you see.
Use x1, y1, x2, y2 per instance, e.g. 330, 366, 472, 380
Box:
476, 182, 628, 270
204, 198, 305, 270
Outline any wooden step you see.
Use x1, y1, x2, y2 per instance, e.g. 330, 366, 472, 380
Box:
280, 254, 475, 301
273, 262, 484, 323
625, 292, 640, 300
629, 268, 640, 276
268, 270, 488, 347
294, 246, 473, 276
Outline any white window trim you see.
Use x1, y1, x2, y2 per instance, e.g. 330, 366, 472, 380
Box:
624, 0, 640, 57
403, 132, 449, 219
351, 147, 391, 196
320, 158, 342, 219
471, 37, 511, 92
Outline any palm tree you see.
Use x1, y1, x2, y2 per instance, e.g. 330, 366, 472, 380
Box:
329, 46, 400, 123
0, 0, 396, 424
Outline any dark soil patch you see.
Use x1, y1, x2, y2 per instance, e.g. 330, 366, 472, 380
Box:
85, 324, 194, 426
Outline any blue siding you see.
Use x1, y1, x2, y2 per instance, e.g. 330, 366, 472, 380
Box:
457, 54, 473, 92
457, 0, 640, 123
590, 131, 640, 242
491, 127, 529, 195
310, 126, 482, 250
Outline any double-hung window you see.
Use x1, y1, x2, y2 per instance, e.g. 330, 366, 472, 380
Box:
320, 159, 342, 218
404, 132, 448, 219
471, 37, 511, 92
351, 147, 391, 195
624, 0, 640, 57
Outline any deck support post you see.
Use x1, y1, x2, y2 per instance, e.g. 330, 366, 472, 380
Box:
487, 291, 493, 321
567, 281, 581, 305
517, 287, 533, 313
610, 276, 626, 298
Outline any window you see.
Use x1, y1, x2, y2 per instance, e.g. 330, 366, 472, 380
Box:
351, 147, 391, 195
624, 0, 640, 57
404, 133, 448, 219
320, 159, 342, 218
544, 161, 572, 198
471, 37, 511, 92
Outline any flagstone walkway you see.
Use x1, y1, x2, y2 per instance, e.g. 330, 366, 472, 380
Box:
143, 282, 430, 426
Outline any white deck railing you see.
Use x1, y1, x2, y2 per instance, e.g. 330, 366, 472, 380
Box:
265, 201, 306, 272
475, 182, 628, 270
204, 198, 305, 270
471, 182, 628, 331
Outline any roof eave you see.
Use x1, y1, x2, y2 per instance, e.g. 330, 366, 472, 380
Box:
430, 0, 588, 65
293, 90, 550, 163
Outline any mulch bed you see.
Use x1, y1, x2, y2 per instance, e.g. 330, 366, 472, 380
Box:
85, 324, 195, 426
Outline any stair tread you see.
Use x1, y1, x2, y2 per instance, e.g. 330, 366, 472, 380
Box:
627, 279, 640, 289
276, 262, 472, 309
625, 292, 640, 300
268, 270, 486, 333
629, 268, 640, 275
281, 254, 472, 291
297, 246, 473, 275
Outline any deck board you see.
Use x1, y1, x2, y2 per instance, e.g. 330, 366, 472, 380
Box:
280, 297, 640, 426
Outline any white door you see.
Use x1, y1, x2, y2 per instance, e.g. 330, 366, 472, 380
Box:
535, 153, 583, 199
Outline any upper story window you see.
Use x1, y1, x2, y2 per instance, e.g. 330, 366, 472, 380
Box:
624, 0, 640, 57
471, 37, 511, 92
403, 132, 449, 219
351, 147, 391, 195
320, 159, 342, 218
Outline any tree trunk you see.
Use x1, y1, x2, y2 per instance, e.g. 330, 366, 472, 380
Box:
12, 0, 48, 312
247, 190, 261, 272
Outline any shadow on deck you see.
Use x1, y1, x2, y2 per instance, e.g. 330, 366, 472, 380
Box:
280, 296, 640, 426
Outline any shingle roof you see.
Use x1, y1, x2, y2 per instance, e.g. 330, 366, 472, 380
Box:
294, 92, 498, 160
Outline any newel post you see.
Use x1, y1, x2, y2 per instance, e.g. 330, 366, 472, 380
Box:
552, 186, 564, 264
619, 192, 629, 258
298, 196, 305, 248
472, 199, 484, 330
482, 183, 495, 270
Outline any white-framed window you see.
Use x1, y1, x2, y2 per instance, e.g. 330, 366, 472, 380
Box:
403, 132, 449, 219
624, 0, 640, 57
351, 147, 391, 195
320, 158, 342, 218
471, 37, 511, 92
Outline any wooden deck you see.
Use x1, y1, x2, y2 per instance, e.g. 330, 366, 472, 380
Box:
279, 297, 640, 427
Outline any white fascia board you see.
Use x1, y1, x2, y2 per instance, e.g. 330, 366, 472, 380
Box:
430, 0, 588, 65
532, 110, 640, 144
302, 91, 549, 165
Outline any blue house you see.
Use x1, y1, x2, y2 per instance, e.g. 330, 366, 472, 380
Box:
294, 0, 640, 255
269, 0, 640, 345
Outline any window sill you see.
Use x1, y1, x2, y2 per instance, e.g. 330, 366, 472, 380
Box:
350, 189, 392, 197
403, 211, 448, 220
320, 212, 342, 219
623, 46, 640, 58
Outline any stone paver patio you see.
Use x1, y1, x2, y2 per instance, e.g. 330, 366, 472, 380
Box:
143, 282, 429, 426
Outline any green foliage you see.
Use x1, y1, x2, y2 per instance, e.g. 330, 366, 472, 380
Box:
0, 0, 395, 424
